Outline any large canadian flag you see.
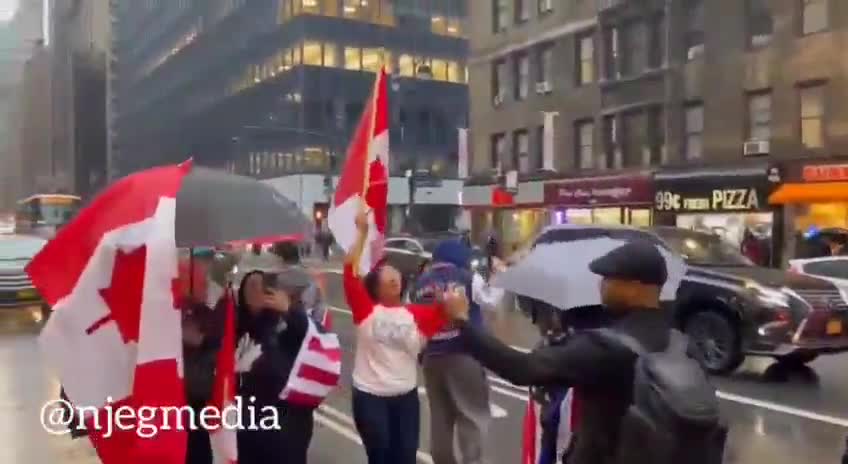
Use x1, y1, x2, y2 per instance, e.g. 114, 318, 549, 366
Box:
28, 163, 191, 464
328, 68, 389, 275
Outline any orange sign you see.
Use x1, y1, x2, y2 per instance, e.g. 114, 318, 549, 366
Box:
802, 164, 848, 182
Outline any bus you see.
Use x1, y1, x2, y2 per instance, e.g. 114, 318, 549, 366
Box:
15, 194, 82, 239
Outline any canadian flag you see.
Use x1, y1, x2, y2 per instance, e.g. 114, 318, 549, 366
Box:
28, 163, 191, 464
208, 290, 237, 464
328, 68, 389, 276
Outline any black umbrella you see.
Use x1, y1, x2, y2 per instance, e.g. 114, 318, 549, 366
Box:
174, 167, 310, 248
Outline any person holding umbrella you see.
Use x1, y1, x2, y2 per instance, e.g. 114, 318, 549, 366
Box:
441, 241, 725, 464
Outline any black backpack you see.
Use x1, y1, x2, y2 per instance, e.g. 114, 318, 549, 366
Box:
595, 328, 727, 464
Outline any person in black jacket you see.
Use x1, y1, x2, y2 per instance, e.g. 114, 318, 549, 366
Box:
442, 241, 673, 464
235, 270, 314, 464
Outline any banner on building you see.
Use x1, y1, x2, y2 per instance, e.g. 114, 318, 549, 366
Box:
458, 128, 469, 179
542, 112, 558, 171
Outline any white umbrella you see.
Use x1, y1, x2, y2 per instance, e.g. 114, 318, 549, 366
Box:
492, 234, 686, 311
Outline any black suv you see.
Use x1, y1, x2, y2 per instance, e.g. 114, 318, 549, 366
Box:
383, 232, 486, 281
530, 225, 848, 375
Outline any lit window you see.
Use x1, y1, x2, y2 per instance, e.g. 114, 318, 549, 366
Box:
323, 43, 337, 67
431, 16, 447, 35
447, 61, 461, 83
747, 92, 771, 141
303, 147, 327, 170
282, 48, 293, 68
382, 50, 393, 73
293, 46, 302, 65
399, 54, 415, 77
446, 17, 463, 37
303, 41, 322, 65
578, 34, 595, 85
342, 0, 359, 18
431, 59, 448, 81
362, 48, 383, 72
302, 0, 320, 14
345, 47, 362, 70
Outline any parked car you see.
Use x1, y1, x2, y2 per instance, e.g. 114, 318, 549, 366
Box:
526, 225, 848, 375
0, 234, 49, 323
651, 226, 848, 374
383, 232, 486, 281
789, 256, 848, 291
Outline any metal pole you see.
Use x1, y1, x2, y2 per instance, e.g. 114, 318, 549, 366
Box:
663, 0, 673, 165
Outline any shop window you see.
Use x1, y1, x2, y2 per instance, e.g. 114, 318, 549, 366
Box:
593, 208, 623, 225
748, 92, 771, 141
537, 43, 554, 86
431, 59, 449, 81
629, 209, 652, 227
685, 0, 705, 60
362, 48, 384, 72
684, 104, 704, 160
515, 0, 530, 24
513, 52, 530, 100
575, 120, 595, 170
802, 0, 828, 35
344, 47, 362, 70
566, 209, 592, 225
303, 41, 323, 66
747, 0, 773, 47
513, 129, 530, 173
800, 84, 825, 149
493, 0, 509, 32
577, 33, 595, 85
323, 43, 338, 67
491, 133, 506, 169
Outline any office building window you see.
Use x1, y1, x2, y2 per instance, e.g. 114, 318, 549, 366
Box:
800, 84, 825, 149
514, 52, 530, 100
576, 120, 595, 170
604, 27, 619, 79
382, 50, 393, 73
802, 0, 828, 34
323, 43, 337, 67
619, 22, 643, 76
303, 41, 322, 66
647, 107, 665, 165
648, 15, 665, 68
684, 104, 704, 160
515, 0, 530, 23
602, 115, 618, 169
344, 47, 361, 70
538, 0, 553, 14
493, 59, 507, 104
448, 61, 462, 83
535, 125, 545, 169
537, 43, 553, 85
432, 59, 449, 81
399, 54, 415, 76
362, 48, 383, 72
747, 0, 773, 46
302, 0, 320, 14
494, 0, 508, 32
686, 0, 705, 60
513, 129, 530, 173
748, 92, 771, 141
491, 133, 506, 168
622, 111, 647, 167
578, 33, 595, 85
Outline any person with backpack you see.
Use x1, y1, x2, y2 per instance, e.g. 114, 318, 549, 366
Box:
440, 241, 726, 464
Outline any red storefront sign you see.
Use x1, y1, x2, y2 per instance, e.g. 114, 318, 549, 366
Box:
802, 164, 848, 182
544, 174, 654, 206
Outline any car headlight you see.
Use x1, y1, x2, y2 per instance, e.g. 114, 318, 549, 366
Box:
744, 281, 790, 308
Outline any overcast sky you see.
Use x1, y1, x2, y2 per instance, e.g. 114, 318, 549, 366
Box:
0, 0, 19, 22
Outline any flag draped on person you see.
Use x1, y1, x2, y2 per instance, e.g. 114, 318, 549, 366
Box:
28, 162, 192, 464
208, 290, 238, 464
328, 67, 389, 275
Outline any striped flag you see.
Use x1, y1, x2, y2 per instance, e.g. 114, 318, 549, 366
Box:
522, 388, 579, 464
279, 317, 342, 407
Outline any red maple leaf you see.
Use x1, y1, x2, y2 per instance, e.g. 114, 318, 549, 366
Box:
365, 158, 388, 234
97, 246, 147, 343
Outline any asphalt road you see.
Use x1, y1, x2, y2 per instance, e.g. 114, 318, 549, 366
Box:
3, 264, 847, 463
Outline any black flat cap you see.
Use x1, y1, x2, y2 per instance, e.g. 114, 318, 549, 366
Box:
589, 241, 667, 286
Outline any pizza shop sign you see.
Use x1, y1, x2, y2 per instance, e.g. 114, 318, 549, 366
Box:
655, 188, 761, 212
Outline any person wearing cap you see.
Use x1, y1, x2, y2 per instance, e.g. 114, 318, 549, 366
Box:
441, 240, 675, 464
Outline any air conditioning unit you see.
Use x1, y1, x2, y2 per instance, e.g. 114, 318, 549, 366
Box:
540, 0, 553, 12
743, 140, 770, 156
493, 94, 503, 106
535, 81, 552, 94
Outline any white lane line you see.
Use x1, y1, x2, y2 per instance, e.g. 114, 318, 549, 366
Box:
490, 385, 528, 402
317, 404, 435, 464
328, 305, 848, 427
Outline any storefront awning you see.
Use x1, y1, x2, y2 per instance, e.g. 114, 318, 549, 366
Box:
769, 182, 848, 204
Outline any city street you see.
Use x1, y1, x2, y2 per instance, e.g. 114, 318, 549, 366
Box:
3, 263, 845, 463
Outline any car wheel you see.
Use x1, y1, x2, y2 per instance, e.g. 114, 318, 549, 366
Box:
776, 352, 819, 366
685, 310, 744, 375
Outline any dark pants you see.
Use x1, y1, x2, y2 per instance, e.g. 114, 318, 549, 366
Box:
352, 388, 420, 464
185, 402, 212, 464
237, 404, 314, 464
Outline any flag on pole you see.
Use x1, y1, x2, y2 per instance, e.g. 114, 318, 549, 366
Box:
208, 290, 238, 464
28, 163, 191, 464
328, 68, 389, 276
279, 317, 342, 407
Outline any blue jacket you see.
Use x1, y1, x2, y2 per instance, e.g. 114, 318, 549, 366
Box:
411, 240, 484, 356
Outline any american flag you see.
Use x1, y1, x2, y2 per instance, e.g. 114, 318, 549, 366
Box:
279, 318, 342, 407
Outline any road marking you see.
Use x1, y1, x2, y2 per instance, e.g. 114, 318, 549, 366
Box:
416, 386, 510, 417
328, 305, 848, 427
317, 404, 435, 464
